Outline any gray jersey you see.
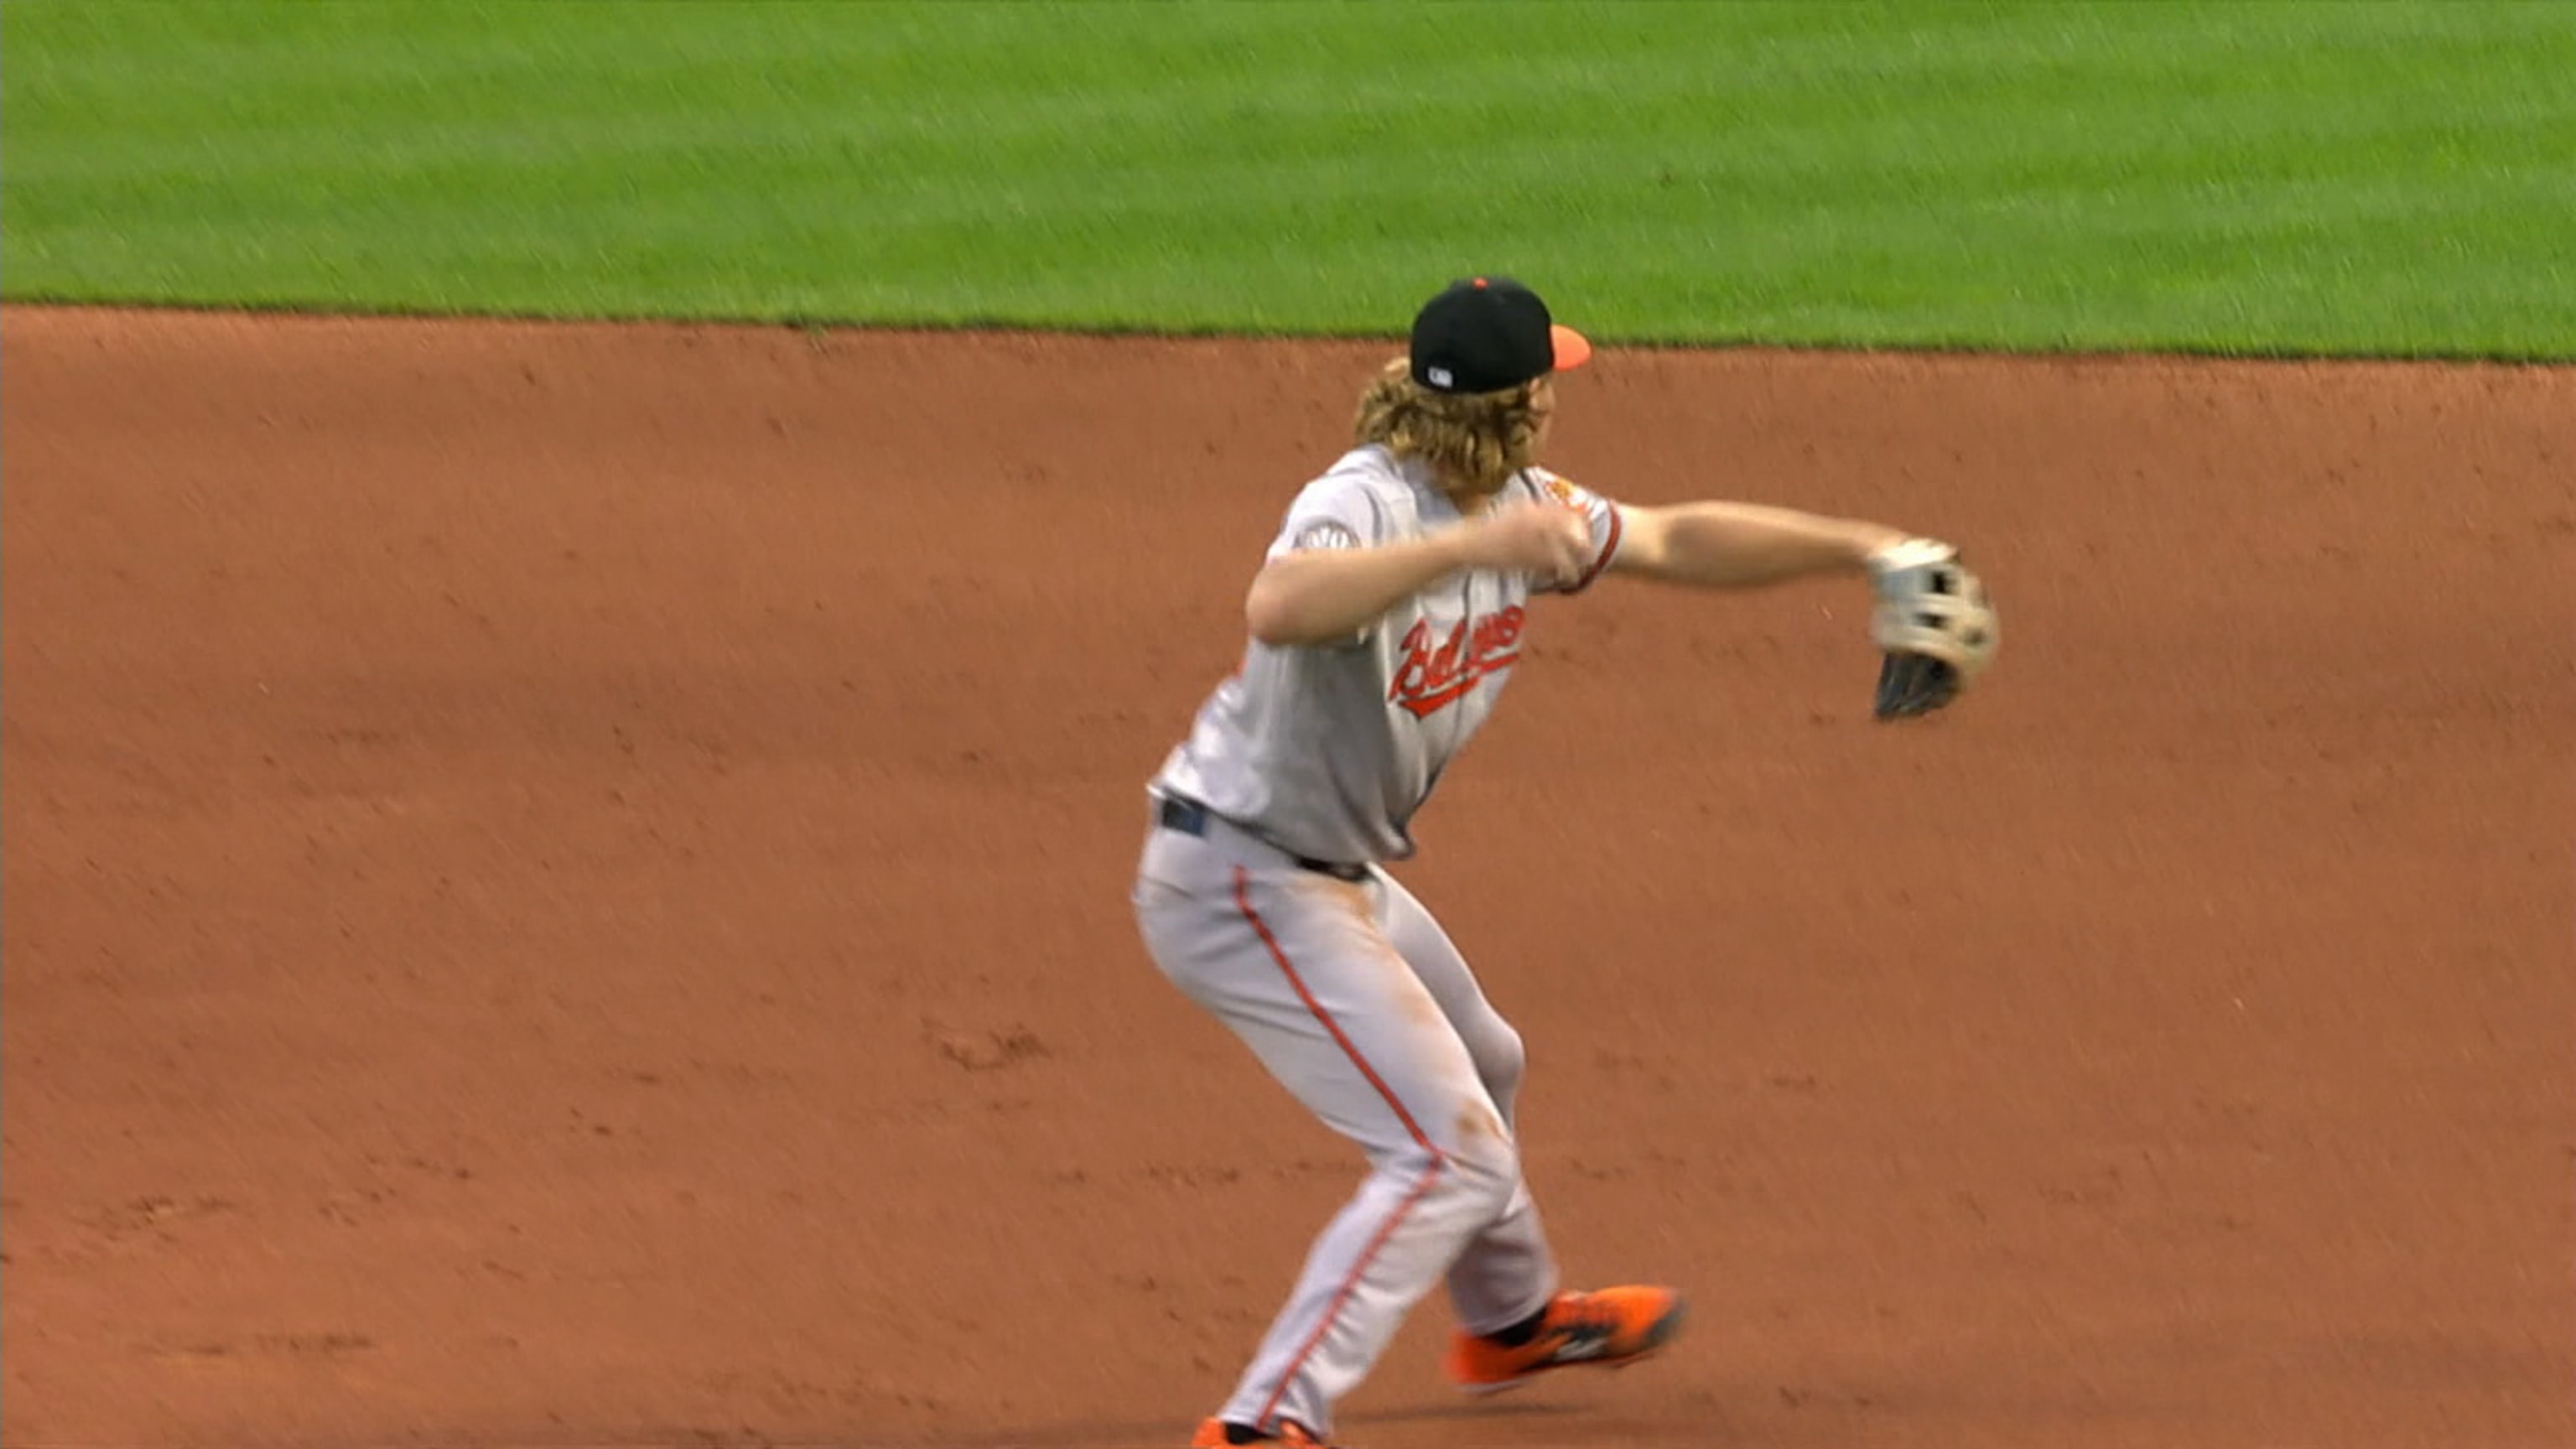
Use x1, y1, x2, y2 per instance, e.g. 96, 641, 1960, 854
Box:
1150, 444, 1623, 864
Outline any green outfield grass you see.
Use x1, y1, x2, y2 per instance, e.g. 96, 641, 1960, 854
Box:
6, 0, 2572, 357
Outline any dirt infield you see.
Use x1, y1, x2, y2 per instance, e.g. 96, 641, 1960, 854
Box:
4, 306, 2570, 1449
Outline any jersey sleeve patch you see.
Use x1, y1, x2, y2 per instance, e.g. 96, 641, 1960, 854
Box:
1540, 474, 1593, 512
1288, 519, 1362, 552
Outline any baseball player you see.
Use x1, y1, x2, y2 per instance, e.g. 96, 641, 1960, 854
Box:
1135, 277, 1998, 1448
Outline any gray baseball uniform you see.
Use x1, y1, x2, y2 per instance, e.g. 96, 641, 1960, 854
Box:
1134, 443, 1621, 1439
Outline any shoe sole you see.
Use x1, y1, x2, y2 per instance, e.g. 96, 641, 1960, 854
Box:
1455, 1298, 1690, 1397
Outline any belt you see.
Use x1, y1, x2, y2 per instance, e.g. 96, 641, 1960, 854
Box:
1156, 795, 1372, 883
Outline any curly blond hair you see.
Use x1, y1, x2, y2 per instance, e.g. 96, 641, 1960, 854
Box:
1352, 360, 1547, 497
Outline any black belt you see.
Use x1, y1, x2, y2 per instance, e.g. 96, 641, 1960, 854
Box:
1156, 795, 1371, 882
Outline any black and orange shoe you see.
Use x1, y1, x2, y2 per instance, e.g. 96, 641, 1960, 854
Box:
1188, 1416, 1337, 1447
1444, 1285, 1687, 1394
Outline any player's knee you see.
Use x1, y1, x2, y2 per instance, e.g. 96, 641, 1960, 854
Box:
1437, 1106, 1522, 1213
1478, 1025, 1526, 1102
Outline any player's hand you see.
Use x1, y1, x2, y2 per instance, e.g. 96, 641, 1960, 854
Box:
1462, 501, 1592, 585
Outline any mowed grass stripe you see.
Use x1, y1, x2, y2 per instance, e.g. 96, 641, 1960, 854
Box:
6, 0, 2571, 356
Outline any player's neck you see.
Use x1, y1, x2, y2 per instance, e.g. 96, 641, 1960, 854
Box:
1400, 451, 1519, 512
1436, 457, 1539, 512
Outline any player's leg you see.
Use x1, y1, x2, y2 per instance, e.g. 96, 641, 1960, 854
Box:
1135, 840, 1520, 1441
1375, 870, 1689, 1394
1371, 871, 1559, 1336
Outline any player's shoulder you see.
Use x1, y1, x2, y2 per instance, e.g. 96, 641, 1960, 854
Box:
1287, 445, 1411, 512
1268, 447, 1406, 553
1314, 444, 1412, 494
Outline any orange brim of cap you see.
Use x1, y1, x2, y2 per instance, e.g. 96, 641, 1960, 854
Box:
1550, 325, 1593, 372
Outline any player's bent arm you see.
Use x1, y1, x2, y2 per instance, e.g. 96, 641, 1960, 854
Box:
1608, 501, 1909, 589
1244, 532, 1475, 647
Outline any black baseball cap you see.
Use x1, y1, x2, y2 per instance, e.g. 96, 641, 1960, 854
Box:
1409, 276, 1592, 395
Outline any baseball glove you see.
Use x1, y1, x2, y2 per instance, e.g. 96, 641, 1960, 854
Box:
1865, 538, 1997, 719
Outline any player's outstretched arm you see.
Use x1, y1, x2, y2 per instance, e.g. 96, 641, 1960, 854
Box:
1610, 501, 2000, 717
1607, 501, 1910, 589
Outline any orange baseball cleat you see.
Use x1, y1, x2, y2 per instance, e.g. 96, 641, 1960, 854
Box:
1444, 1285, 1688, 1393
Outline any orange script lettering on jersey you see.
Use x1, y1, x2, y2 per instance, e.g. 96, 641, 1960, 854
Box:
1388, 607, 1524, 719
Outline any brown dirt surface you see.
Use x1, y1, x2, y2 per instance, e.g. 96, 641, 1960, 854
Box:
5, 305, 2571, 1449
